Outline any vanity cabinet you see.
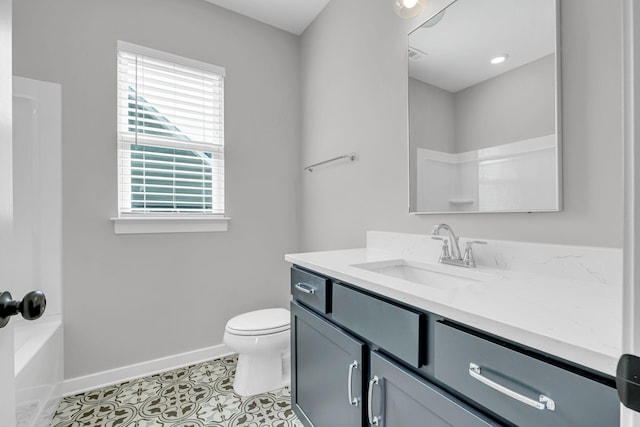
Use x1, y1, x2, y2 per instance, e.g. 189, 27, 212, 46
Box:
332, 283, 424, 368
291, 301, 365, 427
290, 265, 619, 427
434, 322, 620, 427
368, 351, 499, 426
291, 266, 331, 314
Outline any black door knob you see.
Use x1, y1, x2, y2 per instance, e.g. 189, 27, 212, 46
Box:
0, 290, 47, 328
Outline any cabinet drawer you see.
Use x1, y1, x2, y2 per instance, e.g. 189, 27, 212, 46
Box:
291, 266, 330, 314
332, 283, 424, 368
434, 322, 619, 427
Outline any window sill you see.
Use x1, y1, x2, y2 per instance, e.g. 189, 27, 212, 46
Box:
111, 216, 230, 235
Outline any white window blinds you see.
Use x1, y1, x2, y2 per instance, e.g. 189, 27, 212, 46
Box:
117, 41, 225, 215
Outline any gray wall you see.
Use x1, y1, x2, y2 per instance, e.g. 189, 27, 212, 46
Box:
455, 54, 556, 152
13, 0, 300, 379
408, 77, 455, 209
409, 77, 455, 153
11, 0, 624, 380
300, 0, 622, 250
409, 54, 555, 154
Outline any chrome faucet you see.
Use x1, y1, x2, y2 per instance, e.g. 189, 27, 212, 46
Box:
431, 224, 487, 268
431, 224, 462, 259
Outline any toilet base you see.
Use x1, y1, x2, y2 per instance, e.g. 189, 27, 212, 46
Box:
223, 308, 291, 396
233, 352, 290, 396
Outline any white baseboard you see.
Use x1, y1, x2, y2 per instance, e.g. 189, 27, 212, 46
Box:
62, 344, 233, 397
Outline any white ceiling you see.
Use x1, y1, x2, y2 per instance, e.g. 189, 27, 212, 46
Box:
409, 0, 556, 93
203, 0, 331, 35
201, 0, 555, 92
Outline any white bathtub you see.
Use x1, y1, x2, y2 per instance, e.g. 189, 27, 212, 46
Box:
15, 316, 63, 427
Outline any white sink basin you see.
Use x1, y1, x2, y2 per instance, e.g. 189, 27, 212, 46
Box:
351, 259, 496, 289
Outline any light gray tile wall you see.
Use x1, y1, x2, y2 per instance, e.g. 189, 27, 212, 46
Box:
12, 0, 301, 379
300, 0, 623, 250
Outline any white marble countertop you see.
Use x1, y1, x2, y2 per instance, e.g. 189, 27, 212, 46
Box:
285, 235, 622, 377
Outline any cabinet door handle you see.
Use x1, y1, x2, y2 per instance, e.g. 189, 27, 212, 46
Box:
367, 376, 382, 426
348, 360, 359, 406
469, 363, 555, 411
294, 283, 316, 294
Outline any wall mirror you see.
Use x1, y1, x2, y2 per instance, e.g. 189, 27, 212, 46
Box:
408, 0, 561, 214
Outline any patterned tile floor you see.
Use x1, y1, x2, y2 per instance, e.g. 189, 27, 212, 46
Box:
51, 354, 301, 427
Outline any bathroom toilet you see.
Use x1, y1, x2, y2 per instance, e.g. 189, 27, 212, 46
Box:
223, 308, 291, 396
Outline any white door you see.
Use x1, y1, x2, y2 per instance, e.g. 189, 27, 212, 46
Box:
0, 0, 16, 426
623, 0, 640, 426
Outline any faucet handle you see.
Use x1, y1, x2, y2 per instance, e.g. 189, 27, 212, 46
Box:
463, 240, 487, 268
432, 236, 450, 261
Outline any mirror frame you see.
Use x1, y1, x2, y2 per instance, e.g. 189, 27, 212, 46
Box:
407, 0, 562, 215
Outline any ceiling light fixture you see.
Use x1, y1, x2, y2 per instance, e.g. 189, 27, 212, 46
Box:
490, 54, 509, 65
421, 10, 446, 28
393, 0, 427, 19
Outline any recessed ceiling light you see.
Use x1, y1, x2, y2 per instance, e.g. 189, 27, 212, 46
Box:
490, 54, 509, 65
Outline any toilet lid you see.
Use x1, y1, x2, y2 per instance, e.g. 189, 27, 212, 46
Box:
226, 308, 290, 336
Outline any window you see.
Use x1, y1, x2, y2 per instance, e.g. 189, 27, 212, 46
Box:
114, 41, 227, 234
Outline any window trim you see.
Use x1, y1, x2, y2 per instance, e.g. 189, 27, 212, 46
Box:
115, 41, 228, 234
111, 215, 230, 235
117, 41, 226, 77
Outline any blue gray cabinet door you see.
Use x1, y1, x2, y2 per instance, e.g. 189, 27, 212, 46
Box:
368, 352, 502, 427
291, 301, 365, 427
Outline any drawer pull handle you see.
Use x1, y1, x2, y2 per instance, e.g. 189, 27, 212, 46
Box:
469, 363, 555, 411
367, 376, 382, 426
348, 360, 359, 406
294, 283, 316, 295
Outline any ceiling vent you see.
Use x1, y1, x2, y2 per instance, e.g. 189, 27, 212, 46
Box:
408, 46, 428, 60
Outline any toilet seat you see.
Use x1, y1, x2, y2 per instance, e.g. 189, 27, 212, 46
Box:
225, 308, 290, 336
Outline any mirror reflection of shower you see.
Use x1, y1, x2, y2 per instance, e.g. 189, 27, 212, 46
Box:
408, 0, 561, 214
